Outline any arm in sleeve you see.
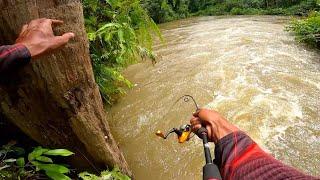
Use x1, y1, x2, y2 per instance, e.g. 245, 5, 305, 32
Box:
0, 44, 31, 75
214, 131, 318, 180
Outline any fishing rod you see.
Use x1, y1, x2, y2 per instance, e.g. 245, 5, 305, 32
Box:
155, 95, 222, 180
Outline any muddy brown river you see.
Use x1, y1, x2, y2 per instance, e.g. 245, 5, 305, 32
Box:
108, 16, 320, 179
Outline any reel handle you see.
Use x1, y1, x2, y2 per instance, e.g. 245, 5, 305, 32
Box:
197, 127, 222, 180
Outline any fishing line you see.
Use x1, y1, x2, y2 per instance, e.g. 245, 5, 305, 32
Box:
173, 94, 200, 111
163, 94, 200, 118
158, 94, 200, 140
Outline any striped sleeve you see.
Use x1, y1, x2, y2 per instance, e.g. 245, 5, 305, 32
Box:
214, 131, 318, 180
0, 44, 31, 75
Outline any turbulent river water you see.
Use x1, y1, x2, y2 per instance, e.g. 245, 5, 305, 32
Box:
108, 16, 320, 179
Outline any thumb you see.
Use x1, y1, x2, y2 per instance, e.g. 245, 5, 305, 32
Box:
52, 32, 75, 49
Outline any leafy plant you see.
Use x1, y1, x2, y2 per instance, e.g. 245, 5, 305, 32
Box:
79, 167, 131, 180
0, 143, 74, 180
83, 0, 161, 105
287, 11, 320, 47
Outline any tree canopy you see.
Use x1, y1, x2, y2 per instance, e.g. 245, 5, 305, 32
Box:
142, 0, 319, 23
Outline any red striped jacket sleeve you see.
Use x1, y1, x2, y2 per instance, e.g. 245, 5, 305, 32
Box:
214, 131, 318, 180
0, 44, 31, 75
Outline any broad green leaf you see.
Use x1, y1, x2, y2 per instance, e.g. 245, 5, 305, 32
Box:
45, 171, 70, 180
28, 147, 49, 161
4, 158, 16, 163
44, 149, 74, 157
16, 157, 25, 167
35, 156, 53, 163
37, 164, 70, 174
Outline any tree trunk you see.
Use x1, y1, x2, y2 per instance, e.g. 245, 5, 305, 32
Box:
0, 0, 131, 176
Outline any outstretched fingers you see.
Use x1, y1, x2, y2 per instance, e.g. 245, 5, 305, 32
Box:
51, 32, 75, 49
44, 19, 64, 27
41, 19, 64, 32
51, 19, 64, 25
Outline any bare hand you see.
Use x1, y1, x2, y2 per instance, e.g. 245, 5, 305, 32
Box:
15, 18, 75, 58
190, 109, 239, 144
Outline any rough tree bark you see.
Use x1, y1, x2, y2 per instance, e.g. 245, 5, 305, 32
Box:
0, 0, 131, 176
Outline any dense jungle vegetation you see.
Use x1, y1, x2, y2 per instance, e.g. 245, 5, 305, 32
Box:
142, 0, 320, 23
83, 0, 161, 105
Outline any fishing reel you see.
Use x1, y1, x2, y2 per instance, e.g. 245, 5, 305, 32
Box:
156, 124, 193, 143
155, 95, 222, 180
155, 95, 198, 144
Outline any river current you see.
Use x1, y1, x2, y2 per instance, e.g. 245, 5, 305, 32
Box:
109, 16, 320, 179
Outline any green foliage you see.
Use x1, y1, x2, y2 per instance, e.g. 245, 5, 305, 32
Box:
79, 167, 131, 180
143, 0, 320, 22
83, 0, 161, 105
0, 143, 74, 180
196, 0, 319, 16
0, 143, 130, 180
142, 0, 190, 23
43, 149, 74, 156
287, 11, 320, 47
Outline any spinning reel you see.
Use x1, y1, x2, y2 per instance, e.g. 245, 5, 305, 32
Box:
156, 124, 193, 143
156, 95, 197, 143
155, 95, 222, 180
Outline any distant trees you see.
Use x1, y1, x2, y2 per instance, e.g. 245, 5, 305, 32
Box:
142, 0, 319, 23
188, 0, 206, 12
142, 0, 188, 23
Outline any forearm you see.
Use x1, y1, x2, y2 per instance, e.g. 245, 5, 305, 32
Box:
0, 44, 31, 75
214, 131, 316, 180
